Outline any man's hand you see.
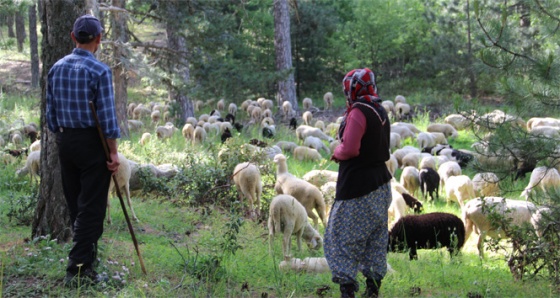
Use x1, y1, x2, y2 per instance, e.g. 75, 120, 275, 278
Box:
107, 152, 120, 173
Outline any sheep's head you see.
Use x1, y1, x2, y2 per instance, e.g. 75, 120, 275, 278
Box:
413, 201, 424, 214
273, 153, 286, 164
307, 235, 323, 251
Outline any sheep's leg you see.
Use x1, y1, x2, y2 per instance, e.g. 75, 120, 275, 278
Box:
283, 229, 293, 261
477, 234, 486, 259
296, 228, 304, 253
306, 208, 319, 230
124, 184, 138, 221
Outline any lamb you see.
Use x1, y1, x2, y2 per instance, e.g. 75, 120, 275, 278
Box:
400, 166, 420, 197
16, 150, 41, 185
463, 196, 538, 257
323, 92, 333, 110
268, 194, 323, 261
444, 175, 475, 207
472, 172, 500, 197
139, 132, 152, 146
296, 125, 334, 142
303, 97, 313, 110
273, 154, 328, 228
389, 212, 465, 260
520, 166, 560, 202
302, 111, 313, 126
232, 162, 262, 218
427, 123, 458, 139
107, 153, 138, 224
437, 161, 462, 187
293, 146, 322, 162
419, 167, 440, 201
303, 136, 330, 155
302, 170, 338, 187
395, 102, 411, 120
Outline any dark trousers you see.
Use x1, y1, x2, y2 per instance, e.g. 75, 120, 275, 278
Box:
57, 128, 111, 274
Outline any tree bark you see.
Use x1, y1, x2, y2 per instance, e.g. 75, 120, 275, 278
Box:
33, 0, 88, 242
7, 14, 15, 37
15, 9, 26, 52
28, 4, 39, 89
165, 0, 194, 122
111, 0, 129, 137
274, 0, 297, 110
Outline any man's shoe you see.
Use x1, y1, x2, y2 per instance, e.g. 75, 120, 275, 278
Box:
64, 268, 108, 287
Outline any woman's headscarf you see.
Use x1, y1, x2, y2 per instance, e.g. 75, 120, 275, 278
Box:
342, 68, 380, 113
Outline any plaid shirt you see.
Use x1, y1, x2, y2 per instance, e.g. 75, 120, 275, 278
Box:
47, 48, 120, 139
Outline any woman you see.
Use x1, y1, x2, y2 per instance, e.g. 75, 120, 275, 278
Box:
324, 68, 392, 298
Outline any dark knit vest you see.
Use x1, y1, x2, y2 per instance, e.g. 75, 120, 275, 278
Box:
335, 101, 391, 200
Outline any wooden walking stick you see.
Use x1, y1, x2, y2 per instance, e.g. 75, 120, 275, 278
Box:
89, 101, 147, 275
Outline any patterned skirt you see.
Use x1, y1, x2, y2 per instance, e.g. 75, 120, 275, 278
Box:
324, 182, 392, 287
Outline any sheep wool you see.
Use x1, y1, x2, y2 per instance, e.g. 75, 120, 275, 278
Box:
232, 162, 262, 218
107, 153, 138, 224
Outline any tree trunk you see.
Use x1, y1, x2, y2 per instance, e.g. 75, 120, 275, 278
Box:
33, 0, 88, 242
165, 1, 194, 123
15, 10, 26, 52
7, 14, 15, 37
466, 0, 477, 99
28, 4, 39, 89
111, 0, 129, 137
274, 0, 297, 110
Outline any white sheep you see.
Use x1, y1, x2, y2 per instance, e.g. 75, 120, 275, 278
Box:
445, 114, 471, 130
127, 119, 144, 131
427, 123, 458, 139
303, 97, 313, 110
472, 172, 500, 197
194, 100, 204, 112
302, 170, 338, 187
392, 122, 421, 134
526, 117, 560, 131
320, 181, 337, 212
400, 166, 420, 197
282, 101, 293, 120
268, 194, 323, 261
394, 95, 406, 103
107, 153, 138, 224
390, 132, 401, 151
395, 102, 411, 120
132, 104, 151, 120
390, 124, 416, 141
323, 92, 333, 110
401, 152, 432, 169
251, 106, 263, 123
393, 146, 421, 168
381, 100, 395, 117
275, 141, 298, 153
150, 110, 161, 123
296, 125, 334, 142
463, 196, 538, 257
11, 133, 23, 147
520, 166, 560, 201
127, 102, 137, 117
529, 126, 560, 139
314, 120, 325, 132
232, 162, 262, 218
293, 146, 323, 162
386, 154, 398, 177
429, 132, 448, 145
228, 103, 238, 116
139, 132, 152, 146
16, 150, 41, 185
273, 154, 328, 228
302, 111, 313, 126
303, 136, 330, 155
325, 123, 340, 137
279, 257, 330, 274
29, 139, 41, 152
444, 175, 475, 207
156, 123, 178, 140
192, 126, 207, 145
388, 186, 407, 226
329, 140, 340, 155
198, 114, 210, 122
437, 161, 462, 187
261, 99, 274, 111
216, 98, 226, 111
182, 123, 195, 140
416, 132, 436, 149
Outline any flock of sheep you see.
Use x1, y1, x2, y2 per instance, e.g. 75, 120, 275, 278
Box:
3, 92, 558, 274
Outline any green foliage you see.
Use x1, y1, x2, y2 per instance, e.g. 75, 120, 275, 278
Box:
5, 190, 37, 226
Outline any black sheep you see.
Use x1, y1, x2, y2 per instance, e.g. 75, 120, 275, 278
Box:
388, 212, 465, 260
289, 117, 297, 130
221, 128, 232, 143
249, 139, 267, 148
233, 122, 244, 132
225, 113, 235, 124
402, 193, 423, 214
451, 149, 474, 168
419, 167, 440, 201
262, 126, 274, 138
5, 148, 28, 158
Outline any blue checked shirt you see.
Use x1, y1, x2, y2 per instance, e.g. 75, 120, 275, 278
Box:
47, 48, 120, 139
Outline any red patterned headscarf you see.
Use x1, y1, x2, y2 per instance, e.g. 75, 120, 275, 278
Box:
342, 68, 380, 113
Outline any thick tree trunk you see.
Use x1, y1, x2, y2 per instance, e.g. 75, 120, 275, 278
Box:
15, 10, 26, 52
111, 0, 129, 137
33, 0, 88, 242
274, 0, 297, 111
28, 4, 39, 89
165, 1, 194, 122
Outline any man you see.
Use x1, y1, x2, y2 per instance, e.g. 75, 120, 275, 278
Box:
46, 14, 120, 286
